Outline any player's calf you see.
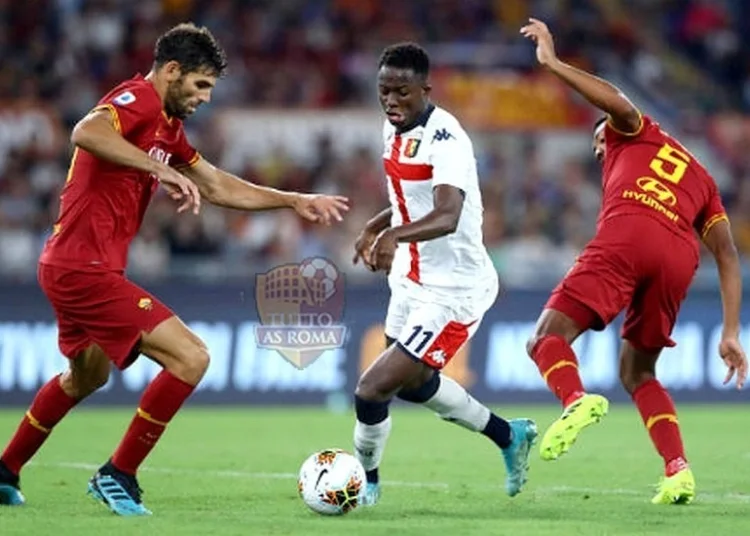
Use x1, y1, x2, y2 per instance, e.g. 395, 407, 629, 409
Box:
0, 345, 110, 490
527, 309, 586, 408
622, 341, 690, 481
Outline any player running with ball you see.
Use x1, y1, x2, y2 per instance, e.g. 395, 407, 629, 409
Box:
351, 43, 538, 506
520, 18, 748, 504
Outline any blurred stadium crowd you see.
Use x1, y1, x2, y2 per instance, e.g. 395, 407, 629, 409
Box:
1, 0, 750, 287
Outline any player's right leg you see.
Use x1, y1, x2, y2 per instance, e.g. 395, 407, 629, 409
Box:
353, 341, 428, 506
87, 315, 209, 517
619, 341, 694, 504
0, 345, 111, 506
527, 304, 609, 461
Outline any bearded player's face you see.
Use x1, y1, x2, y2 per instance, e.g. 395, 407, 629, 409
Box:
165, 69, 216, 120
377, 66, 430, 129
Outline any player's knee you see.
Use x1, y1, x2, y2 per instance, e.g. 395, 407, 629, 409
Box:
168, 342, 211, 386
354, 374, 390, 403
526, 334, 542, 357
61, 367, 109, 400
619, 368, 655, 395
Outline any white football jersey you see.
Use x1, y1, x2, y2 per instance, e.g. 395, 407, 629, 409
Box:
382, 104, 496, 290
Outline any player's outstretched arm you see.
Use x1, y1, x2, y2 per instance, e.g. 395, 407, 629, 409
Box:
702, 219, 748, 389
520, 18, 641, 134
369, 185, 462, 272
183, 158, 349, 225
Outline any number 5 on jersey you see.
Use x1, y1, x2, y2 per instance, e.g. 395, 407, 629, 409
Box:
649, 142, 691, 185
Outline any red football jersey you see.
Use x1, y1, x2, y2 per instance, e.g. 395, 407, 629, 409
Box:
598, 114, 727, 255
40, 74, 199, 272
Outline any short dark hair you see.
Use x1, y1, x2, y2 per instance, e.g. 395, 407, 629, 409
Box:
154, 23, 228, 77
593, 116, 607, 134
378, 42, 430, 80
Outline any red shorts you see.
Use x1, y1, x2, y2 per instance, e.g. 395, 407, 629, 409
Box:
38, 263, 174, 369
546, 220, 698, 352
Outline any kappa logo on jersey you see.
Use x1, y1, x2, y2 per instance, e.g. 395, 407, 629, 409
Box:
432, 128, 455, 142
404, 139, 421, 158
113, 91, 136, 106
137, 297, 153, 310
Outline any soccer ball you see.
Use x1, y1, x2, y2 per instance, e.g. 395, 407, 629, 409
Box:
299, 257, 339, 302
297, 448, 365, 515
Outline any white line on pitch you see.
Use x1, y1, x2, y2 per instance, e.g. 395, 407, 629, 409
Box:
31, 461, 750, 503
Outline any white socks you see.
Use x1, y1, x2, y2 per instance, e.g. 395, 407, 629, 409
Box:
423, 375, 491, 432
353, 416, 392, 472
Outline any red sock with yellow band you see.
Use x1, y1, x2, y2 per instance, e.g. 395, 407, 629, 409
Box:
111, 370, 195, 475
530, 334, 585, 408
1, 374, 79, 475
632, 378, 687, 476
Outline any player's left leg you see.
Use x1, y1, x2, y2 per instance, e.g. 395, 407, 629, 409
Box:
395, 338, 537, 497
86, 315, 209, 517
54, 272, 208, 516
619, 341, 694, 504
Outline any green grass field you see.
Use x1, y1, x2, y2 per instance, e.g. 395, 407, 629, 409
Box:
0, 404, 747, 535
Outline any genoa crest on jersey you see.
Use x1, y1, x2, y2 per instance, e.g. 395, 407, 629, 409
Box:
404, 138, 421, 158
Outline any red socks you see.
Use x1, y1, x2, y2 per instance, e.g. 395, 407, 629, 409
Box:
111, 370, 195, 475
530, 335, 585, 408
1, 375, 79, 475
632, 379, 687, 476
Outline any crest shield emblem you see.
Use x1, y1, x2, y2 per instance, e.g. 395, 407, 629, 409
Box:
255, 257, 346, 369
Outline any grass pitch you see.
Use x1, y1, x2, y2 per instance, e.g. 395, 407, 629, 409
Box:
0, 404, 747, 535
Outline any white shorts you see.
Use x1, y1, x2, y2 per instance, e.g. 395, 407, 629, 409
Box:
384, 276, 499, 369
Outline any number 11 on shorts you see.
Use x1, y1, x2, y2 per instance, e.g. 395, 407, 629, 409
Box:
404, 324, 434, 354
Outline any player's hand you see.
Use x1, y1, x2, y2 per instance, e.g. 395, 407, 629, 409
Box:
292, 194, 350, 225
719, 336, 748, 390
352, 227, 379, 271
369, 228, 398, 273
155, 165, 201, 215
520, 18, 559, 67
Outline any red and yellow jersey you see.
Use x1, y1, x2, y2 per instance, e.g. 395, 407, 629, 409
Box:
598, 114, 727, 255
40, 74, 200, 272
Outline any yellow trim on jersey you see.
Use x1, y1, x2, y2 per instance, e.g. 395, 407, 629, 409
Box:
65, 147, 80, 183
91, 103, 122, 133
701, 213, 729, 239
174, 152, 202, 170
606, 109, 644, 137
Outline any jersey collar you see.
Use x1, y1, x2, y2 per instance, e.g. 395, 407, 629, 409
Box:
396, 103, 435, 134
